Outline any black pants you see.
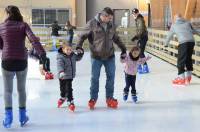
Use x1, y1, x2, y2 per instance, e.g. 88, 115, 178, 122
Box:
124, 74, 136, 95
39, 57, 50, 72
59, 79, 73, 101
138, 35, 148, 65
177, 42, 195, 75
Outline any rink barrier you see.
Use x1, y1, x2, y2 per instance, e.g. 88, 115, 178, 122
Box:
31, 27, 200, 77
146, 28, 200, 77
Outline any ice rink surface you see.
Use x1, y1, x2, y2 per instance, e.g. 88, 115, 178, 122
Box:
0, 52, 200, 132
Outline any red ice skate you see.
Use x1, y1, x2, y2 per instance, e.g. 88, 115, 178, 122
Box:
57, 98, 65, 108
185, 76, 192, 85
106, 98, 118, 109
45, 72, 54, 80
68, 103, 75, 112
172, 77, 185, 86
88, 99, 96, 110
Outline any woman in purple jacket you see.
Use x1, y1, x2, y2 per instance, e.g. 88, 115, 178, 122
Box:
0, 5, 46, 128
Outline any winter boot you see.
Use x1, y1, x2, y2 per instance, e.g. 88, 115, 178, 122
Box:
19, 108, 29, 127
3, 108, 13, 128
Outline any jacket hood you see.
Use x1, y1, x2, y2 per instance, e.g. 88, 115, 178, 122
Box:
175, 17, 186, 24
95, 13, 101, 22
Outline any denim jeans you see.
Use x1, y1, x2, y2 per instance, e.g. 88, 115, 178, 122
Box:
90, 56, 116, 100
2, 68, 27, 109
52, 36, 57, 47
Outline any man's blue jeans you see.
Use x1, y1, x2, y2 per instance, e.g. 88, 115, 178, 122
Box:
90, 56, 116, 100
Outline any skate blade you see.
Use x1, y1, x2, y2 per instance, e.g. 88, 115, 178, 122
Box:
3, 121, 11, 128
69, 109, 75, 112
20, 117, 29, 127
107, 105, 118, 109
172, 84, 186, 87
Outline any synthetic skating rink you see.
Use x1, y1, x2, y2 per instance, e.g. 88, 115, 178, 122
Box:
0, 52, 200, 132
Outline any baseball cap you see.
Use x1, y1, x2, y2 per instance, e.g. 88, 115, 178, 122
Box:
132, 8, 139, 14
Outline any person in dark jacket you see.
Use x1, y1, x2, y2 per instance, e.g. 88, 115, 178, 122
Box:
0, 5, 47, 128
29, 47, 53, 80
76, 7, 127, 109
65, 20, 76, 45
132, 8, 149, 74
50, 21, 61, 51
57, 41, 84, 112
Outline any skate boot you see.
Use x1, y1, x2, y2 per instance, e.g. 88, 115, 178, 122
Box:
45, 72, 54, 80
19, 108, 29, 127
67, 100, 75, 112
57, 98, 66, 108
132, 94, 138, 103
143, 64, 149, 73
106, 98, 118, 109
137, 65, 143, 74
48, 72, 54, 79
88, 99, 96, 110
3, 109, 13, 128
185, 76, 192, 85
123, 92, 128, 101
172, 77, 185, 86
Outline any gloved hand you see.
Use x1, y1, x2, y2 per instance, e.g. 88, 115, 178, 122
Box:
59, 72, 65, 79
120, 52, 127, 59
131, 36, 139, 41
76, 47, 84, 55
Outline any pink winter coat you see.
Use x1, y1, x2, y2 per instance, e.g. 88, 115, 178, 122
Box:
120, 55, 150, 75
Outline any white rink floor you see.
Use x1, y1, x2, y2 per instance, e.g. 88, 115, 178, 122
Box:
1, 52, 200, 132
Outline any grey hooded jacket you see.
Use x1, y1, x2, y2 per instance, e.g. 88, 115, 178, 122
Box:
57, 48, 83, 79
165, 18, 200, 46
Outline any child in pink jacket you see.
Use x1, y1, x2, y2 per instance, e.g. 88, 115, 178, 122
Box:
121, 43, 151, 102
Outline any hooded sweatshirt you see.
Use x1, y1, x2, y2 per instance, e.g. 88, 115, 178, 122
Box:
165, 17, 199, 45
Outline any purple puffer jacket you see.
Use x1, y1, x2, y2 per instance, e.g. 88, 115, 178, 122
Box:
0, 19, 45, 60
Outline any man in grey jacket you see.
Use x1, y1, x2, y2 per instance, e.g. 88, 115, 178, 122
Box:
165, 14, 200, 85
76, 7, 127, 109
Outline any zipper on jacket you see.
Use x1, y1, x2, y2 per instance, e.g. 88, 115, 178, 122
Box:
69, 57, 73, 77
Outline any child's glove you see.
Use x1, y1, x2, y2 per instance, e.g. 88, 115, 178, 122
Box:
59, 72, 65, 79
